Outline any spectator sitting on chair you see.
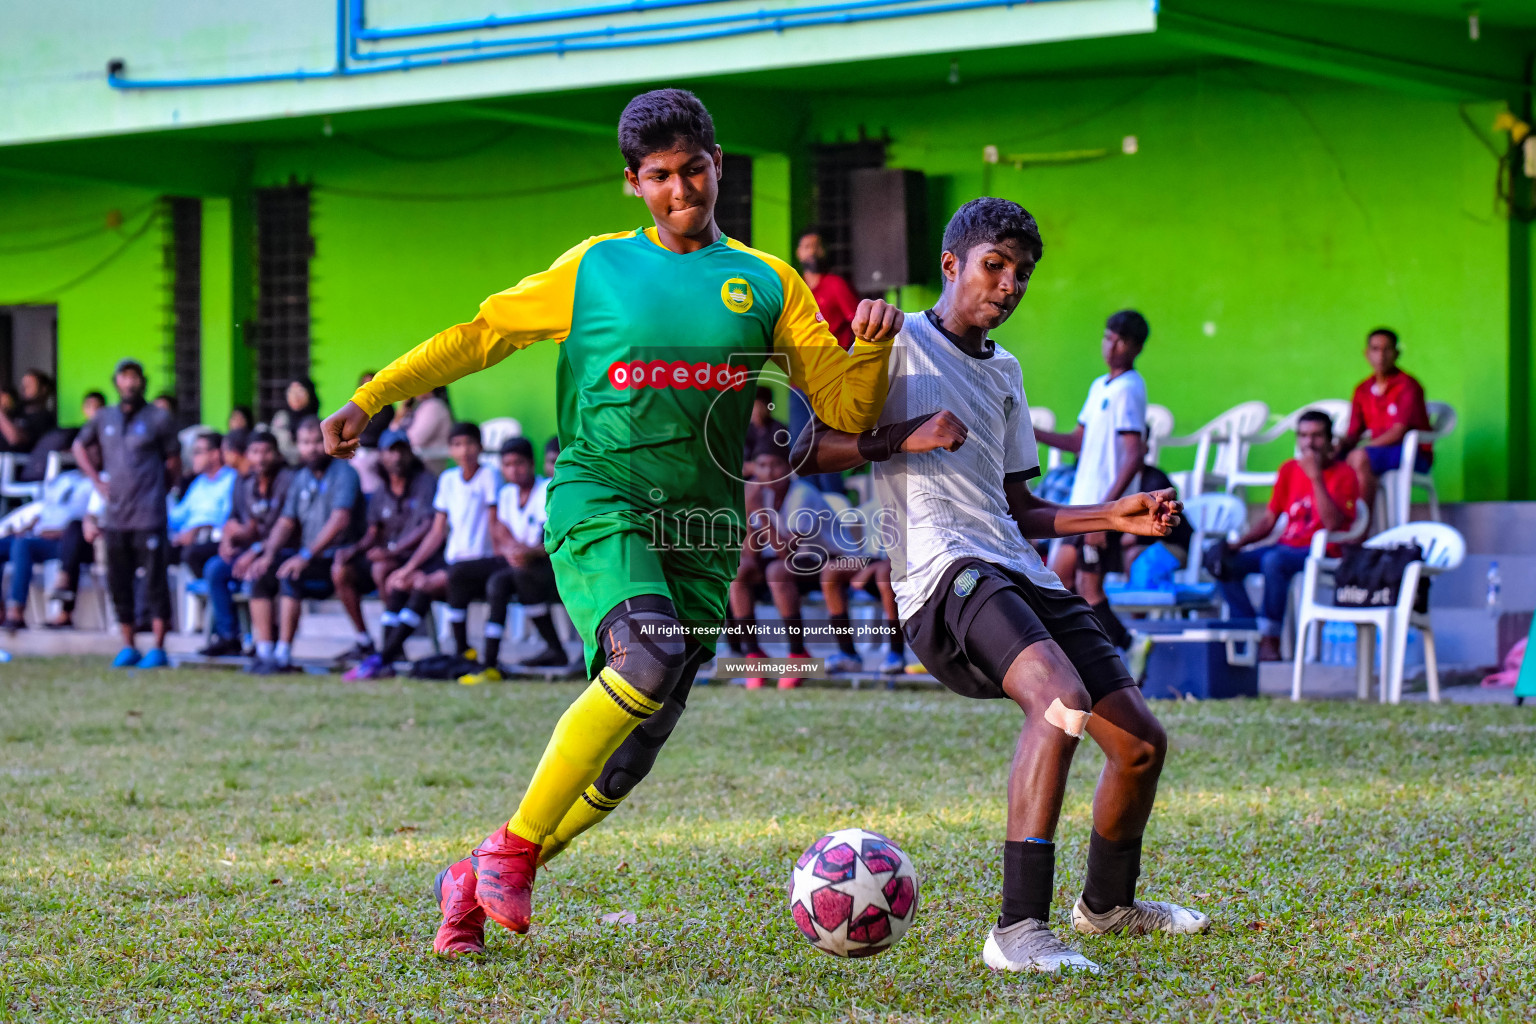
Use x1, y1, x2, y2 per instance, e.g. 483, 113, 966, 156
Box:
392, 387, 453, 475
242, 418, 364, 674
1220, 409, 1359, 662
0, 369, 57, 454
82, 391, 106, 424
743, 385, 788, 479
221, 428, 252, 477
728, 436, 857, 690
153, 393, 178, 420
72, 358, 181, 669
168, 431, 236, 582
1338, 327, 1433, 516
199, 431, 294, 657
270, 378, 320, 465
2, 468, 95, 630
227, 405, 254, 434
791, 227, 858, 494
542, 435, 560, 479
1036, 309, 1153, 675
458, 437, 564, 684
347, 422, 497, 680
329, 432, 436, 666
819, 544, 905, 678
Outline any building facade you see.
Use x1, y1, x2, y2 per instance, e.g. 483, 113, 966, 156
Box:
2, 0, 1533, 499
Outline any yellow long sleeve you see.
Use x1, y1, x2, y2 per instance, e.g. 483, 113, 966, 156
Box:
350, 232, 630, 417
729, 241, 891, 434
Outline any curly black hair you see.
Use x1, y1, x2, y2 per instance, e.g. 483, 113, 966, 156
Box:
940, 197, 1044, 265
617, 89, 716, 171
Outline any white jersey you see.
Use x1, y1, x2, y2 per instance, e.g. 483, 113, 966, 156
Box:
872, 311, 1065, 619
433, 465, 498, 563
1068, 369, 1146, 505
497, 476, 550, 548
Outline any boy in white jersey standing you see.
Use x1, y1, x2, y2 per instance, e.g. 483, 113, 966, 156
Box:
1036, 310, 1151, 670
793, 198, 1208, 973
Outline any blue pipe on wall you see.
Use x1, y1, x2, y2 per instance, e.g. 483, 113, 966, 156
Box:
107, 0, 1079, 89
346, 0, 988, 63
351, 0, 756, 41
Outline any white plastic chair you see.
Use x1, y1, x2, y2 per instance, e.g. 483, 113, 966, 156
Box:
1029, 407, 1062, 471
1177, 493, 1248, 583
1227, 399, 1351, 491
1291, 521, 1464, 704
1160, 401, 1270, 497
1144, 404, 1175, 468
1380, 401, 1455, 528
479, 417, 523, 454
0, 452, 40, 506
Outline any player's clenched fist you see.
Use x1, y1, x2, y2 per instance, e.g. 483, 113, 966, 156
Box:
901, 410, 970, 454
851, 298, 903, 343
321, 402, 371, 459
1108, 488, 1182, 537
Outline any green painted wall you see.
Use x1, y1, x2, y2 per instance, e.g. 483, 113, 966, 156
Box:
809, 64, 1511, 501
0, 174, 167, 421
0, 61, 1524, 505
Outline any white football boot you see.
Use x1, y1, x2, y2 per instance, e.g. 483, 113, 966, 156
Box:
1071, 898, 1211, 936
982, 918, 1101, 973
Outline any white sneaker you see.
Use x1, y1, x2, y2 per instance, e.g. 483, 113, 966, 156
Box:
1071, 898, 1211, 936
982, 918, 1101, 973
824, 652, 863, 674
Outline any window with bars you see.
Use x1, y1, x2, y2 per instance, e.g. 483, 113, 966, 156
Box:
164, 196, 201, 429
810, 140, 886, 283
716, 153, 753, 246
253, 185, 314, 423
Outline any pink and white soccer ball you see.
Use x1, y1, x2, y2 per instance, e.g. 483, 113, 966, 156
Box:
790, 827, 919, 958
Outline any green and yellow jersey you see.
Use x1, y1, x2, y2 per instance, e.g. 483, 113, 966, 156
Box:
353, 227, 890, 550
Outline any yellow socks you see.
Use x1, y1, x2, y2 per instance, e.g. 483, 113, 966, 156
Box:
507, 668, 660, 845
537, 785, 625, 866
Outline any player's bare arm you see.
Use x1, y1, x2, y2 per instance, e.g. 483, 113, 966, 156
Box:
1004, 479, 1181, 540
791, 410, 968, 476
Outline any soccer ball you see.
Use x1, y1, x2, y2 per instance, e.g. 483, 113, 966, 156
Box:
789, 827, 919, 958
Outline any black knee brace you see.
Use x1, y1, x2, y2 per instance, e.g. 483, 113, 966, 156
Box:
593, 644, 704, 800
595, 594, 690, 701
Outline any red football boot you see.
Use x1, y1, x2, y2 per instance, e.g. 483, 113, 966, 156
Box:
471, 826, 541, 933
432, 857, 486, 955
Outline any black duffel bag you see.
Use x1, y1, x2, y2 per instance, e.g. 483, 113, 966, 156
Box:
1333, 543, 1430, 613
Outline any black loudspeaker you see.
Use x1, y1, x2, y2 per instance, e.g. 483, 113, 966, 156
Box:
850, 168, 928, 294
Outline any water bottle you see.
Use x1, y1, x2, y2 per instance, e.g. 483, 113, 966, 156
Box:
0, 650, 12, 663
1487, 561, 1502, 619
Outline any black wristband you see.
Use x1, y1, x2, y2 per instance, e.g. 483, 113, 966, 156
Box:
857, 413, 936, 462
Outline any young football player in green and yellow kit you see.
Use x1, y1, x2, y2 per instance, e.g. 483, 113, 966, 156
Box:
319, 89, 902, 954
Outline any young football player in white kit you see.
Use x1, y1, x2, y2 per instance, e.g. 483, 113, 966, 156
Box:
792, 197, 1209, 972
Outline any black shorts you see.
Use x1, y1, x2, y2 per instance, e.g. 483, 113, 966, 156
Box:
1073, 531, 1125, 575
903, 558, 1136, 703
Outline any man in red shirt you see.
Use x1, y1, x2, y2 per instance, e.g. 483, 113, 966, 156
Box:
1220, 410, 1359, 660
796, 229, 860, 351
1340, 327, 1433, 512
790, 229, 862, 492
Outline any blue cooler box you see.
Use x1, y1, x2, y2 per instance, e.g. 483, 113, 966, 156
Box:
1135, 618, 1261, 701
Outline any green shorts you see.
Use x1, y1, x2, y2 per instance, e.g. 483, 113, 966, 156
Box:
550, 509, 736, 675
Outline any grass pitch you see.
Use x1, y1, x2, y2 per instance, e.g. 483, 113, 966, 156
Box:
2, 658, 1533, 1022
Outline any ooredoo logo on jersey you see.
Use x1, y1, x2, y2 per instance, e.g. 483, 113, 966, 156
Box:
608, 359, 751, 391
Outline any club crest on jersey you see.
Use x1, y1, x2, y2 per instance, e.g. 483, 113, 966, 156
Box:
721, 277, 754, 314
953, 567, 980, 597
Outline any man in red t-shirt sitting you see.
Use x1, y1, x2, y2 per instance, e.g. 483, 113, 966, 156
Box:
1220, 410, 1359, 661
1339, 327, 1433, 513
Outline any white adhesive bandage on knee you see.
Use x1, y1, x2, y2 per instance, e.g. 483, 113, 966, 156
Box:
1044, 697, 1092, 738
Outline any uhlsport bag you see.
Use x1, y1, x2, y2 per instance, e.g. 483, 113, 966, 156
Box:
1333, 543, 1430, 613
